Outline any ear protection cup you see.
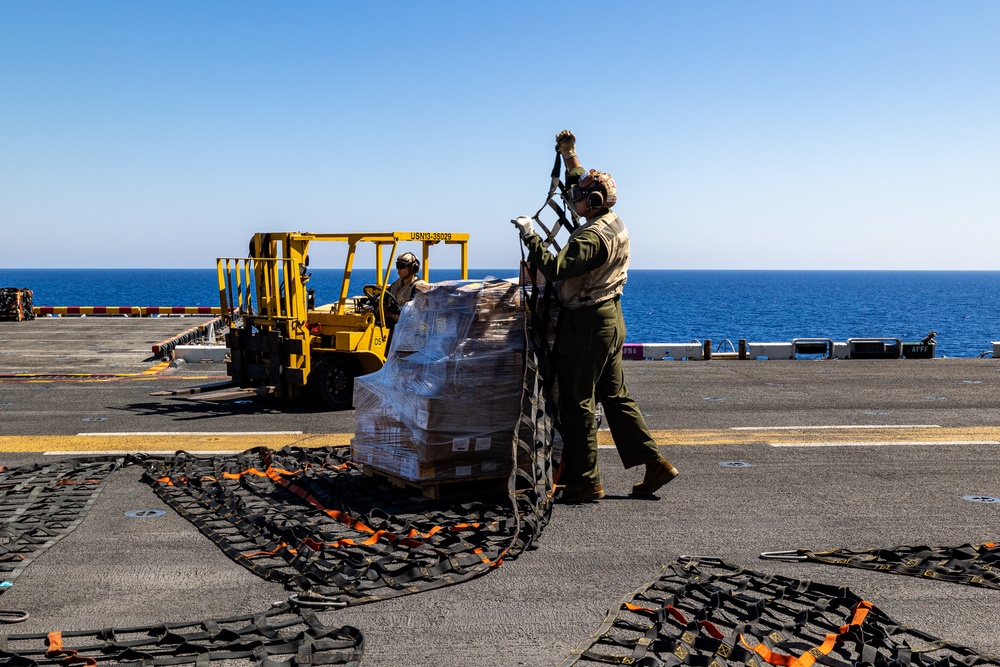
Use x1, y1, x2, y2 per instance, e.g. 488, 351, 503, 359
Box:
396, 252, 420, 272
586, 190, 604, 210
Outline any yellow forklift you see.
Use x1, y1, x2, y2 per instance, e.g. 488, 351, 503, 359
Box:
159, 231, 469, 409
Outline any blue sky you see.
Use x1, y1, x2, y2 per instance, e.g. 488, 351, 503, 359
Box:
2, 2, 998, 270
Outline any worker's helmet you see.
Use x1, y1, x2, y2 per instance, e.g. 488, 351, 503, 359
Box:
570, 169, 617, 210
396, 252, 419, 271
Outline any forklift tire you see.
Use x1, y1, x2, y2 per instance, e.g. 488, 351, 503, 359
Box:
311, 358, 357, 410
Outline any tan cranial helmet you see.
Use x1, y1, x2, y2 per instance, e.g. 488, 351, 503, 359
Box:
577, 169, 617, 209
396, 252, 419, 271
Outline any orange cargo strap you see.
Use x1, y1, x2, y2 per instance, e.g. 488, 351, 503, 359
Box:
740, 601, 873, 667
45, 631, 98, 666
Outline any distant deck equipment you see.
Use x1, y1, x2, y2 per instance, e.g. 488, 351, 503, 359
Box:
623, 332, 938, 360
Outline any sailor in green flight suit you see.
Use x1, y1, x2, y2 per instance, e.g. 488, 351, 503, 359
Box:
512, 130, 679, 503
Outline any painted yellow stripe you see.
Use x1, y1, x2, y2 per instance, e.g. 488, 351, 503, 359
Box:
141, 360, 173, 374
3, 426, 999, 453
0, 374, 218, 383
0, 361, 174, 380
0, 433, 353, 453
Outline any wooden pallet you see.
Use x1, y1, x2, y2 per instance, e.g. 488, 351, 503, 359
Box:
361, 465, 509, 500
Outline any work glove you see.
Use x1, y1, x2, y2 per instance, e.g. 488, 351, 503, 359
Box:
511, 216, 535, 239
555, 129, 576, 157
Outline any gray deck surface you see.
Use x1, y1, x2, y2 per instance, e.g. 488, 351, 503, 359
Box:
1, 317, 999, 665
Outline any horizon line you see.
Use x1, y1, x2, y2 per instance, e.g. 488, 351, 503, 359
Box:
6, 267, 1000, 273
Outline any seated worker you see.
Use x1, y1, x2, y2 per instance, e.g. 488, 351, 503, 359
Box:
385, 252, 424, 325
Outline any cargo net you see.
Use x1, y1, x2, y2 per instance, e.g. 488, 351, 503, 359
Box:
0, 288, 34, 322
0, 457, 124, 598
143, 446, 517, 606
141, 440, 546, 610
0, 601, 363, 666
764, 543, 1000, 590
560, 557, 1000, 667
142, 276, 559, 606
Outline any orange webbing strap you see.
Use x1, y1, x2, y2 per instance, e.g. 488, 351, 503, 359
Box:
622, 602, 727, 640
163, 462, 461, 550
45, 631, 98, 666
158, 462, 350, 486
243, 541, 297, 558
739, 600, 873, 667
263, 466, 496, 561
55, 478, 99, 486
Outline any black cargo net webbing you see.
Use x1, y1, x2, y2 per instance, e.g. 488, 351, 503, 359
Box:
0, 601, 363, 666
508, 258, 559, 552
762, 543, 1000, 591
143, 446, 525, 606
559, 557, 1000, 667
0, 458, 124, 604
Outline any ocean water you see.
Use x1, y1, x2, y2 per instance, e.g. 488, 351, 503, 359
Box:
3, 268, 1000, 358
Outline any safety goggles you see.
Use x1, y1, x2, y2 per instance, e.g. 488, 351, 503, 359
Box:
567, 184, 587, 203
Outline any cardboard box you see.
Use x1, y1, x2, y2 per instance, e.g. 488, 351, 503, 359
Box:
351, 439, 513, 482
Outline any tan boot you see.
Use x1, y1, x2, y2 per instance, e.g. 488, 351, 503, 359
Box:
630, 457, 678, 497
558, 482, 604, 503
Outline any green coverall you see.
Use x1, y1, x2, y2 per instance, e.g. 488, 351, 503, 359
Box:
522, 224, 661, 488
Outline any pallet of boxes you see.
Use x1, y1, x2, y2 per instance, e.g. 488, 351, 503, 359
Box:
351, 279, 524, 499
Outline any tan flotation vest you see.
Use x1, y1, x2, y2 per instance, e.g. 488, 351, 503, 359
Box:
558, 212, 630, 310
389, 277, 423, 306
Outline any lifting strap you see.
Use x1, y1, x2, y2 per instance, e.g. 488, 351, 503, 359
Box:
559, 557, 1000, 667
530, 150, 580, 253
760, 542, 1000, 590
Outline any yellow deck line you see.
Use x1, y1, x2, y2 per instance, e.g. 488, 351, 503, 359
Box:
0, 374, 218, 383
4, 426, 1000, 453
0, 433, 353, 453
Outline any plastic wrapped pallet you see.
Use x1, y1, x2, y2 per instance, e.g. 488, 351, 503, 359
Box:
0, 288, 34, 321
352, 279, 523, 483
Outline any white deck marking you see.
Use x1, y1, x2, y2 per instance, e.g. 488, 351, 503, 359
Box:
732, 425, 940, 431
770, 440, 999, 448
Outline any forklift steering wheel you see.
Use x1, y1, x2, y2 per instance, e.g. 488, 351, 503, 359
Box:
362, 285, 399, 326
